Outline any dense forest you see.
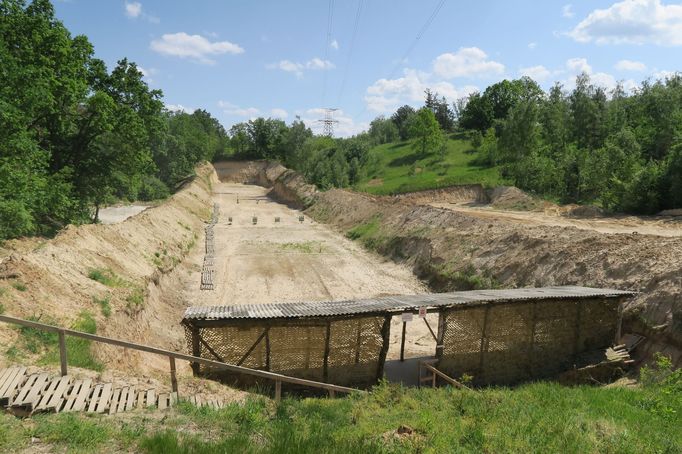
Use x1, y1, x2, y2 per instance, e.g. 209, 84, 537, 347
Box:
0, 0, 229, 240
231, 76, 682, 215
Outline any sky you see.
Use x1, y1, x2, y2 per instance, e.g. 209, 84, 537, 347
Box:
53, 0, 682, 136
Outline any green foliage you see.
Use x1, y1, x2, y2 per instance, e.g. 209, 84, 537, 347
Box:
11, 281, 27, 292
0, 2, 228, 240
126, 287, 145, 312
410, 108, 445, 158
368, 116, 399, 145
93, 295, 112, 317
43, 311, 103, 371
433, 263, 499, 291
639, 353, 681, 421
88, 268, 126, 287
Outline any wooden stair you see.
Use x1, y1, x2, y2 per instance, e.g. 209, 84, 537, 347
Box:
0, 366, 223, 417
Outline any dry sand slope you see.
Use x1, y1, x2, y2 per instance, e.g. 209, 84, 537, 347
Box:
186, 181, 435, 361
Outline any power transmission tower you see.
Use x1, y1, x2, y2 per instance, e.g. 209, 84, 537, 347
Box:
317, 108, 339, 137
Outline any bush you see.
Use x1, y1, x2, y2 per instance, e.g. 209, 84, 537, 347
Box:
87, 268, 126, 287
138, 175, 170, 201
0, 199, 34, 240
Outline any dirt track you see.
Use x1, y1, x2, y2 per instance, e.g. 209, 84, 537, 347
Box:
430, 202, 682, 237
187, 181, 437, 366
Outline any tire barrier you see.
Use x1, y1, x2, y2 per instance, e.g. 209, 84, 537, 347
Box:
201, 203, 219, 290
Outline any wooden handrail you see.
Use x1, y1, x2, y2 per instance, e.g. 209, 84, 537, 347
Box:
0, 314, 362, 400
418, 360, 470, 390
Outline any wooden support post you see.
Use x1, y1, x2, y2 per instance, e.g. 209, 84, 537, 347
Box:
354, 319, 362, 364
435, 311, 446, 358
190, 327, 201, 375
169, 356, 178, 394
323, 322, 331, 382
573, 300, 583, 362
528, 302, 537, 378
478, 306, 491, 379
432, 372, 437, 388
615, 300, 623, 344
329, 389, 335, 398
265, 330, 271, 371
400, 321, 407, 362
274, 380, 281, 402
376, 316, 392, 381
423, 317, 437, 342
58, 330, 68, 377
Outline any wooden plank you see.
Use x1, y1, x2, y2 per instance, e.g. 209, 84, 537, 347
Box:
136, 390, 144, 409
108, 388, 121, 415
87, 384, 103, 413
0, 367, 26, 405
34, 376, 61, 412
96, 383, 112, 413
146, 389, 156, 408
71, 379, 92, 412
24, 373, 50, 410
0, 368, 14, 391
117, 387, 129, 413
12, 373, 36, 404
157, 393, 168, 410
62, 380, 81, 412
169, 392, 178, 407
125, 386, 136, 411
41, 375, 72, 412
58, 330, 68, 376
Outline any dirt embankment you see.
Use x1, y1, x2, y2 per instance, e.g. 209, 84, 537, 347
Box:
0, 163, 220, 375
307, 190, 682, 364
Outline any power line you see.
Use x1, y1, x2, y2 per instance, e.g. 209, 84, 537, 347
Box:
353, 0, 447, 119
321, 0, 335, 107
317, 108, 339, 136
336, 0, 365, 105
386, 0, 446, 80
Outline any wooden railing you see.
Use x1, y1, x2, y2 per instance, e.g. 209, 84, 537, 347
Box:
0, 314, 362, 401
418, 359, 469, 389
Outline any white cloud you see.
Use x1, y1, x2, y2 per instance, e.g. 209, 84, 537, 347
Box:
137, 66, 157, 83
615, 59, 647, 71
562, 4, 575, 18
165, 104, 193, 113
218, 101, 259, 117
519, 65, 553, 82
562, 57, 637, 92
270, 108, 288, 119
266, 58, 335, 77
125, 1, 142, 18
568, 0, 682, 45
432, 47, 505, 79
566, 57, 592, 73
331, 39, 339, 50
364, 68, 478, 113
150, 32, 244, 64
124, 1, 158, 23
528, 42, 538, 49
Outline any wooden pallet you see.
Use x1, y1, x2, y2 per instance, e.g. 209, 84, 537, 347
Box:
0, 367, 189, 417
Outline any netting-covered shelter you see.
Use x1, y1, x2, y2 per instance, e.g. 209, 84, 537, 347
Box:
182, 286, 634, 388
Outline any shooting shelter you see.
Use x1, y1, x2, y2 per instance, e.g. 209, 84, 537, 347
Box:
182, 286, 634, 388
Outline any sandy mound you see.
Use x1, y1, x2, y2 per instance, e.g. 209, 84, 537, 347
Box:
487, 186, 541, 211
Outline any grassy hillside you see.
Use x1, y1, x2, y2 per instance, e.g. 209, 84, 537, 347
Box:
356, 134, 506, 195
1, 373, 679, 453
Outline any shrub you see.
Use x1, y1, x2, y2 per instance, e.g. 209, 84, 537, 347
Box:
87, 268, 126, 287
138, 175, 170, 201
93, 295, 111, 317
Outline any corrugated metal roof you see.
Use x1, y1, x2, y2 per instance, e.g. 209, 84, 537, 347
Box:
183, 286, 635, 321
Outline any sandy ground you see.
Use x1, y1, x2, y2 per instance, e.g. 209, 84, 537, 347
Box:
430, 202, 682, 237
185, 182, 436, 382
98, 204, 150, 224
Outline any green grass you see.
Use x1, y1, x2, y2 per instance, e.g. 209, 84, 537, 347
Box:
87, 268, 127, 287
1, 377, 678, 453
126, 287, 145, 313
357, 135, 506, 195
9, 312, 103, 371
11, 281, 27, 292
278, 241, 326, 254
93, 295, 112, 317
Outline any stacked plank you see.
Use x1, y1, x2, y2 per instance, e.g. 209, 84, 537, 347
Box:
201, 203, 220, 290
0, 367, 180, 417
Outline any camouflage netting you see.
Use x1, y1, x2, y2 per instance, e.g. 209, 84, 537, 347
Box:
184, 315, 389, 388
437, 297, 622, 385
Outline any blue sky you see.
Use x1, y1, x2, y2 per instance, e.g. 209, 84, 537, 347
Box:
53, 0, 682, 136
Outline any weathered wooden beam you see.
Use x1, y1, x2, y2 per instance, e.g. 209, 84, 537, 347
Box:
478, 306, 491, 378
169, 357, 178, 394
58, 330, 68, 377
400, 321, 407, 362
237, 328, 269, 367
322, 321, 331, 382
376, 316, 392, 381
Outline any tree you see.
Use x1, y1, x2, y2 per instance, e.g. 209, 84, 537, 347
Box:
368, 116, 399, 145
391, 105, 416, 140
409, 108, 444, 158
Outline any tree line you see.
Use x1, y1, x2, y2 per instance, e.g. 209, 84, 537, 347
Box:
0, 0, 229, 240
